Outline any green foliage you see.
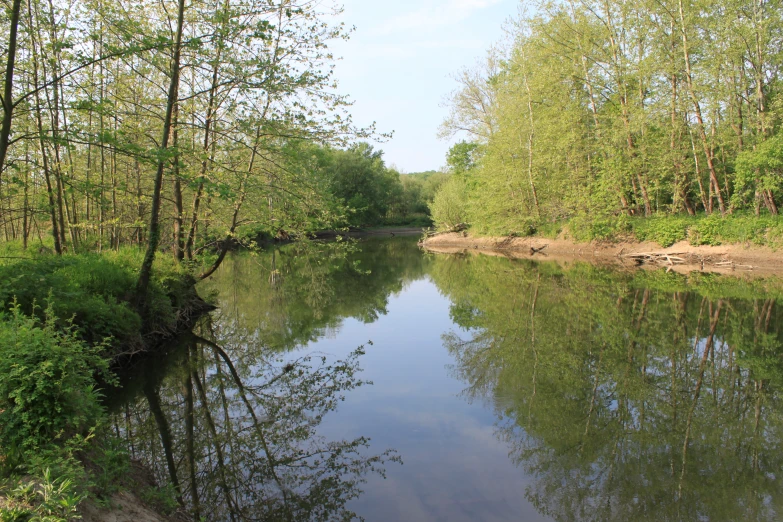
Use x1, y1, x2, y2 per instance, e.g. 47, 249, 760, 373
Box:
433, 0, 783, 233
0, 304, 108, 451
446, 141, 480, 175
0, 303, 146, 519
733, 134, 783, 208
429, 175, 470, 229
87, 436, 131, 497
377, 214, 433, 228
453, 212, 783, 248
399, 170, 450, 217
139, 484, 179, 515
567, 214, 630, 242
0, 247, 188, 348
536, 221, 563, 239
687, 214, 783, 247
630, 216, 691, 246
688, 214, 731, 245
0, 306, 114, 519
312, 143, 402, 227
294, 142, 446, 229
0, 468, 84, 522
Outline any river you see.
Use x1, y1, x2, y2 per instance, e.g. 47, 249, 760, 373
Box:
109, 236, 783, 521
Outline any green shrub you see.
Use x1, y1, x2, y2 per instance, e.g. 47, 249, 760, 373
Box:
568, 214, 630, 242
536, 221, 563, 239
379, 215, 434, 227
0, 248, 188, 347
0, 304, 108, 450
0, 468, 85, 522
688, 214, 729, 245
430, 176, 470, 230
0, 257, 141, 346
631, 216, 690, 247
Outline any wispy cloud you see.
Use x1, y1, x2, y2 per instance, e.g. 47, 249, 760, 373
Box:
374, 0, 505, 35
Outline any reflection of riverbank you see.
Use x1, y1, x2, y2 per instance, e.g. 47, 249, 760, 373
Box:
431, 252, 783, 522
422, 232, 783, 276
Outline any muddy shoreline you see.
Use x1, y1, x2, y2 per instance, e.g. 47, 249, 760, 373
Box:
421, 233, 783, 277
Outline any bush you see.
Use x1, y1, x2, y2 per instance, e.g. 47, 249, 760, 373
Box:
631, 216, 690, 247
567, 214, 630, 242
430, 176, 470, 230
0, 304, 108, 451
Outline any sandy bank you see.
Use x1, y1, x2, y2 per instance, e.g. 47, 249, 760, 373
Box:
420, 233, 783, 277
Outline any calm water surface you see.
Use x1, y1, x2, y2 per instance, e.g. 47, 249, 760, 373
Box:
112, 236, 783, 521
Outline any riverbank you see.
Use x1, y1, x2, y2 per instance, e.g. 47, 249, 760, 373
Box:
0, 247, 210, 521
421, 232, 783, 276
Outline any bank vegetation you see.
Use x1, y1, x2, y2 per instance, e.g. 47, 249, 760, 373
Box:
431, 0, 783, 245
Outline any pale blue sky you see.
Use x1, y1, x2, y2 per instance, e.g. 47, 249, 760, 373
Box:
328, 0, 518, 173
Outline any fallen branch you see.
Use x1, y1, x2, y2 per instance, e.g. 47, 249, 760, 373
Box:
623, 251, 755, 271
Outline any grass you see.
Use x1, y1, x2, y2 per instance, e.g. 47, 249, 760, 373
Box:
0, 245, 192, 352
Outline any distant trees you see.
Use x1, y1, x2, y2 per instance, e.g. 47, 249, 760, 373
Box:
305, 142, 447, 228
434, 0, 783, 234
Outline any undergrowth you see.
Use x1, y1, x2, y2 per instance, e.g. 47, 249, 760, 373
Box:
447, 213, 783, 248
0, 305, 128, 520
0, 246, 190, 351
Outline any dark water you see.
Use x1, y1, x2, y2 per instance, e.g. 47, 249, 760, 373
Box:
112, 236, 783, 521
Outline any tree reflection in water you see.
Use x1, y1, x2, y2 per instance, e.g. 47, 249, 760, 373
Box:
112, 313, 399, 521
434, 256, 783, 522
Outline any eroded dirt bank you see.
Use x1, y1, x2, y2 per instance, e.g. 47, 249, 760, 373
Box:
421, 233, 783, 277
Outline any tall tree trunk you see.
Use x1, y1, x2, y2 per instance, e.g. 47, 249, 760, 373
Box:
27, 0, 61, 254
172, 103, 185, 261
185, 50, 223, 260
519, 47, 540, 219
677, 0, 725, 215
45, 0, 72, 249
0, 0, 23, 178
135, 0, 187, 309
198, 129, 260, 280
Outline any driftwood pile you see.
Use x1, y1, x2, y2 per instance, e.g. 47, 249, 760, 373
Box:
621, 251, 754, 271
622, 252, 687, 266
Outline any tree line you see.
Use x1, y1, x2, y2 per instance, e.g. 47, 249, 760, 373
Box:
0, 0, 448, 309
433, 0, 783, 234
